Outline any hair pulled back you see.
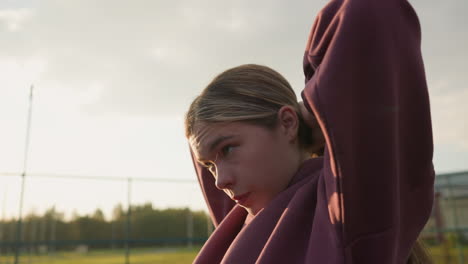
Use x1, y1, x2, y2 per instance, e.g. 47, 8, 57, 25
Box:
185, 64, 315, 154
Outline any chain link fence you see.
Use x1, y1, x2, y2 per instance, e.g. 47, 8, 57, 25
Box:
422, 171, 468, 264
1, 170, 468, 264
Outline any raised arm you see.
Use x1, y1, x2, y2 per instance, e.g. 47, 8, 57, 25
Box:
301, 0, 434, 262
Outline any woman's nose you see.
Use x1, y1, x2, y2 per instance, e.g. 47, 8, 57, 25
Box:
214, 164, 234, 190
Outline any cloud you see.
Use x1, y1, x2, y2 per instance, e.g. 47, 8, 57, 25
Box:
0, 0, 329, 117
0, 8, 32, 31
431, 85, 468, 149
413, 0, 468, 93
1, 0, 466, 145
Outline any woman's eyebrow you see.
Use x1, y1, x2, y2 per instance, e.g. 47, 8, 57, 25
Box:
197, 135, 237, 162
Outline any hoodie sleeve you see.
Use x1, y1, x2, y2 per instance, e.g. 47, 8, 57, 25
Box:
301, 0, 435, 262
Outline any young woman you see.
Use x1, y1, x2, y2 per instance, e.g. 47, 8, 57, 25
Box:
185, 0, 434, 263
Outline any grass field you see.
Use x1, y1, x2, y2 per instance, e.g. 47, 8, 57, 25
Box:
1, 245, 467, 263
427, 245, 468, 264
0, 246, 201, 264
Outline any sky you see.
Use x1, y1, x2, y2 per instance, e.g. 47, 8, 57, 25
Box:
0, 0, 467, 220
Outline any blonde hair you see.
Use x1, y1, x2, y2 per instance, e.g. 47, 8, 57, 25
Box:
185, 64, 315, 153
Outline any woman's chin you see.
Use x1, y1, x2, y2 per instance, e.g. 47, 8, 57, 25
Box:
242, 205, 263, 216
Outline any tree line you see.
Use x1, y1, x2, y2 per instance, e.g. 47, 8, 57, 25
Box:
0, 203, 211, 250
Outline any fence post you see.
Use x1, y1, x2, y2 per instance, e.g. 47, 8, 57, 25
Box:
187, 209, 193, 249
49, 208, 56, 256
206, 213, 213, 237
125, 178, 132, 264
14, 85, 35, 264
0, 188, 7, 264
447, 175, 465, 264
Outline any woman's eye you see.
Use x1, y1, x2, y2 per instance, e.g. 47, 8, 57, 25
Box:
221, 145, 235, 156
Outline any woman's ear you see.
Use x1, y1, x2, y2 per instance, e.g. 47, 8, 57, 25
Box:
277, 105, 300, 142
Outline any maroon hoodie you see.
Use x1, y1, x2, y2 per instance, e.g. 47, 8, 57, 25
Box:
189, 0, 435, 263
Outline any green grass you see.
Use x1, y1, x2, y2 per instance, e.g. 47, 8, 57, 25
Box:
427, 245, 468, 264
3, 245, 466, 264
0, 246, 201, 264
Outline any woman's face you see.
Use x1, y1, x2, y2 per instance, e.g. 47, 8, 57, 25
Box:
189, 106, 307, 215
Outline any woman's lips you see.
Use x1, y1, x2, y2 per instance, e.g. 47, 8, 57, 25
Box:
233, 192, 251, 206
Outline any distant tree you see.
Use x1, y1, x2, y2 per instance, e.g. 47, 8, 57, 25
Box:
92, 209, 105, 221
0, 203, 211, 250
112, 204, 125, 220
